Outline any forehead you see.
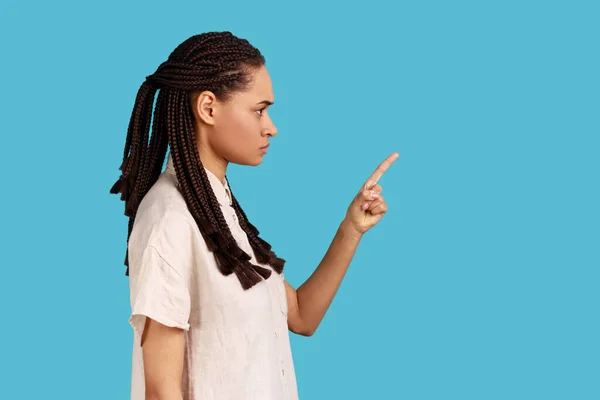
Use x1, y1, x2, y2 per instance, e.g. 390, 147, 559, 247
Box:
238, 65, 273, 100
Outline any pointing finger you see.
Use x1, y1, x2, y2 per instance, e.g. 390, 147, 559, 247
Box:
364, 152, 399, 189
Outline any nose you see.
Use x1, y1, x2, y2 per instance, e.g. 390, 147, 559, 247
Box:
267, 124, 278, 137
263, 115, 278, 137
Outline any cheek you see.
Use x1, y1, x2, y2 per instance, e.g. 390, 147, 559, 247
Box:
229, 113, 261, 141
239, 114, 259, 133
212, 112, 259, 154
221, 109, 256, 133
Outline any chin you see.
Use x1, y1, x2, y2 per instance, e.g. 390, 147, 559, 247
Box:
235, 155, 263, 167
249, 156, 264, 166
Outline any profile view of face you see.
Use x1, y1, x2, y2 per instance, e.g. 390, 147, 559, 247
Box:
192, 65, 278, 168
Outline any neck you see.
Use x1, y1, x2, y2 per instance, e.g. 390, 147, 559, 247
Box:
197, 143, 228, 184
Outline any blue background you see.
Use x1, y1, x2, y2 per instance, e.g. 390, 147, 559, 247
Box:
1, 0, 598, 398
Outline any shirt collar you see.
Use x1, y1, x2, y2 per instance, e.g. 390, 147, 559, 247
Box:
165, 152, 233, 207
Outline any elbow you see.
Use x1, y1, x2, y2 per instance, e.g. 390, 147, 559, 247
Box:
144, 386, 164, 400
144, 388, 159, 400
289, 312, 317, 336
145, 384, 181, 400
290, 323, 316, 337
303, 329, 315, 337
298, 323, 316, 337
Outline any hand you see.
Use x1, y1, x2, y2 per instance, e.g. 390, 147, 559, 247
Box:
344, 152, 399, 235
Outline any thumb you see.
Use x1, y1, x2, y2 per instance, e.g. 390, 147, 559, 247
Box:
354, 186, 380, 205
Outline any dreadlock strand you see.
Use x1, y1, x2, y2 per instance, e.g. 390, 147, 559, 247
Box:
229, 188, 285, 274
166, 90, 226, 257
139, 89, 168, 198
127, 84, 157, 217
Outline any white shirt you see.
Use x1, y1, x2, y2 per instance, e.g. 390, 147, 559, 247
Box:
127, 152, 299, 400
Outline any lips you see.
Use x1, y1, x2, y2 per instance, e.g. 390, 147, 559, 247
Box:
260, 144, 270, 149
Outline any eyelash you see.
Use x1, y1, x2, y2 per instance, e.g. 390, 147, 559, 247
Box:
256, 108, 266, 116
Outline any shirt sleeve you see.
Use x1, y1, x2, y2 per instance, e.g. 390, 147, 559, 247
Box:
128, 245, 191, 344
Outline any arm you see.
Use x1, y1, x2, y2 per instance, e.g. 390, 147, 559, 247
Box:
285, 152, 399, 336
285, 219, 363, 336
141, 318, 185, 400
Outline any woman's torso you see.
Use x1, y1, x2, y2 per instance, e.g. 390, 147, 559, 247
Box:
127, 153, 298, 400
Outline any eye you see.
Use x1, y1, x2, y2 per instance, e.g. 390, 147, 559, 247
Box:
256, 107, 266, 116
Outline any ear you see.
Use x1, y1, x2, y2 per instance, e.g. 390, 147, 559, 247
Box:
191, 90, 218, 125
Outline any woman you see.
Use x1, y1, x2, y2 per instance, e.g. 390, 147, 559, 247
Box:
110, 31, 398, 400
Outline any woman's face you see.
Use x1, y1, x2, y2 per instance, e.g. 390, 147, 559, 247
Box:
192, 65, 278, 168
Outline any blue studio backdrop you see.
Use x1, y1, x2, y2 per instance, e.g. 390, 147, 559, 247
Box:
0, 0, 598, 399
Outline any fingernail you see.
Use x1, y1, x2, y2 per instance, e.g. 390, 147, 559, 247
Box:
371, 192, 379, 199
362, 202, 369, 210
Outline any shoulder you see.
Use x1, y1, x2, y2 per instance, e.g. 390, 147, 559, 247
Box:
128, 172, 201, 275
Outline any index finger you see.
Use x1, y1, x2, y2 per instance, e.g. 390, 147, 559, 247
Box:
364, 152, 399, 189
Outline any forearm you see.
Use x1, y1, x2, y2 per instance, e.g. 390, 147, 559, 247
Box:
296, 218, 363, 334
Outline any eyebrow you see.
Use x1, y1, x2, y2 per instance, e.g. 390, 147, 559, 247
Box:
257, 100, 274, 106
